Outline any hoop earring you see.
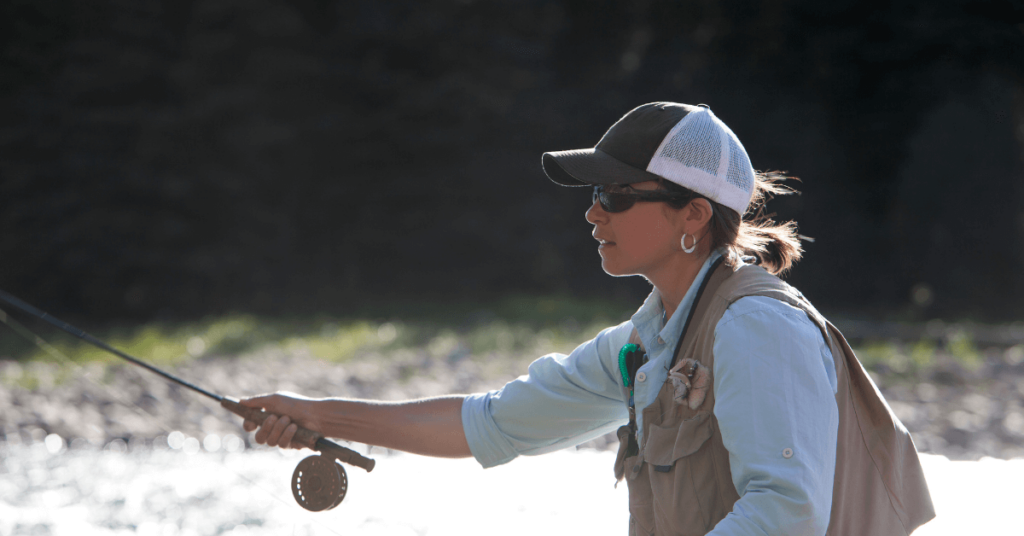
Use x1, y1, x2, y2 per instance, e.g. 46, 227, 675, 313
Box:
681, 233, 697, 254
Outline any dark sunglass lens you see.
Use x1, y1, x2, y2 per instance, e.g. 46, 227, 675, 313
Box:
603, 191, 633, 213
592, 186, 636, 213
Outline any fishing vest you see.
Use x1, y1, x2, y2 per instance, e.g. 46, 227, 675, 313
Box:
612, 261, 935, 535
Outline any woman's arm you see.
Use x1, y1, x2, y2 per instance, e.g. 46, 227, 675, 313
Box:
462, 320, 633, 468
710, 297, 839, 536
240, 393, 472, 458
243, 319, 633, 465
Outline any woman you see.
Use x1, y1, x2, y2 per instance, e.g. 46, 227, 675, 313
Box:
242, 102, 934, 535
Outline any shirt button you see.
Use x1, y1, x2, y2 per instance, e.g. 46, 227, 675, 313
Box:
636, 372, 647, 382
657, 336, 664, 344
782, 448, 794, 459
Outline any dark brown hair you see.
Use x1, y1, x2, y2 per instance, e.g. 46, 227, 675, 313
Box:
658, 172, 804, 275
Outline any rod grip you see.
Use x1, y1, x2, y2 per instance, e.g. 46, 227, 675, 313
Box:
220, 397, 375, 472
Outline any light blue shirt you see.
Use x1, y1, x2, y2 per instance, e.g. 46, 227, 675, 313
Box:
462, 253, 840, 535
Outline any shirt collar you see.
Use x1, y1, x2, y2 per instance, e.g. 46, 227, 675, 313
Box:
629, 250, 726, 352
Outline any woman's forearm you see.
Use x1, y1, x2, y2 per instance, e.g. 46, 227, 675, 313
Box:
241, 393, 472, 459
312, 395, 471, 458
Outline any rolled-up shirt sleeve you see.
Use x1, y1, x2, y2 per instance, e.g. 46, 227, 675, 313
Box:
462, 320, 632, 468
710, 296, 839, 536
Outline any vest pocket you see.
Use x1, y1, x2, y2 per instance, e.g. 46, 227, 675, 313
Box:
643, 410, 719, 534
623, 453, 656, 535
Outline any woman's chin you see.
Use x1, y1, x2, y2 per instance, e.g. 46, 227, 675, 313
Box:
600, 259, 633, 278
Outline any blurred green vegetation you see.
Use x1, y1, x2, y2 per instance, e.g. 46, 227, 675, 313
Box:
854, 331, 983, 378
0, 295, 635, 366
0, 294, 1002, 392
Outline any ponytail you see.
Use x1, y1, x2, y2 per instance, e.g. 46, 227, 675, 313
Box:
661, 171, 806, 276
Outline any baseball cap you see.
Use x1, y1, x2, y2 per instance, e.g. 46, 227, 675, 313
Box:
542, 102, 756, 215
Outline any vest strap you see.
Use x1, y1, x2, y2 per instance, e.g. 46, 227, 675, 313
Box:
670, 256, 730, 367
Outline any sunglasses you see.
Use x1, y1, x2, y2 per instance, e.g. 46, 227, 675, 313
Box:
592, 186, 692, 213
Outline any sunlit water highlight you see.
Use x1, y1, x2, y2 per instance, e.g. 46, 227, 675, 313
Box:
1, 439, 1019, 535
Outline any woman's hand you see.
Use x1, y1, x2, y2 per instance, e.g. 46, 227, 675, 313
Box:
240, 392, 321, 450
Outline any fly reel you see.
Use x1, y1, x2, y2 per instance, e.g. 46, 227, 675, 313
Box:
291, 454, 348, 511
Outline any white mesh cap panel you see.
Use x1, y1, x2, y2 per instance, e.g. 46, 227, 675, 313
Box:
654, 111, 721, 175
645, 107, 755, 214
725, 134, 754, 193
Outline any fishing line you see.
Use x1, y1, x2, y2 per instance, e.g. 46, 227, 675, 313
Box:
0, 290, 374, 515
0, 306, 178, 437
0, 303, 352, 534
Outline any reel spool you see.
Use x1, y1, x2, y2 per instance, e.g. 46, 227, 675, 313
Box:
291, 455, 348, 511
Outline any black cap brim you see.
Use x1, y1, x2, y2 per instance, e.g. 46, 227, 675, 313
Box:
541, 148, 664, 187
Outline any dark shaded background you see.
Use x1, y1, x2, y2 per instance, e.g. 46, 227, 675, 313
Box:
1, 0, 1023, 323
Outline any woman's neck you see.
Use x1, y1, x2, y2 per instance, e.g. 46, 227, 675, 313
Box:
653, 252, 710, 321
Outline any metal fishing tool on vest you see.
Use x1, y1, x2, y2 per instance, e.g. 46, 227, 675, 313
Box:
0, 289, 374, 512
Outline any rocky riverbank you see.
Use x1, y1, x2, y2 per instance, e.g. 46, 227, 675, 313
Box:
2, 340, 1023, 460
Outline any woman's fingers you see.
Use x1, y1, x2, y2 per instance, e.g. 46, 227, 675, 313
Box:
239, 391, 317, 449
255, 414, 301, 449
266, 415, 292, 448
279, 422, 299, 449
253, 414, 277, 445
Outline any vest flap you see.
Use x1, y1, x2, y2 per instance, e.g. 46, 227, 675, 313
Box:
826, 322, 937, 531
643, 410, 714, 466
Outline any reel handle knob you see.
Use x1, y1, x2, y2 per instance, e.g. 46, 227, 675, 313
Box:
315, 437, 376, 472
220, 397, 375, 472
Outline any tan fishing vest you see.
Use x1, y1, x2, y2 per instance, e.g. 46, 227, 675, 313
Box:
613, 261, 935, 535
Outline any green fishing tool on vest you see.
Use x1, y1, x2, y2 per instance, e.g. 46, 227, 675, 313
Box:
619, 342, 646, 457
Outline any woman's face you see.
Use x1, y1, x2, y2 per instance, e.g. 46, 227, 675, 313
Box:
585, 180, 686, 278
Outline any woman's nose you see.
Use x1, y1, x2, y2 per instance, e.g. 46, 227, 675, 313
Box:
585, 199, 607, 224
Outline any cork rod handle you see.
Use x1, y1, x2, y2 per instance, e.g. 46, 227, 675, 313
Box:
220, 397, 375, 472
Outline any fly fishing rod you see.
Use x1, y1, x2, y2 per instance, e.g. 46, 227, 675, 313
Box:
0, 289, 374, 512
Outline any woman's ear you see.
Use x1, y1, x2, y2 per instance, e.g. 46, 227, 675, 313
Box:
683, 198, 713, 232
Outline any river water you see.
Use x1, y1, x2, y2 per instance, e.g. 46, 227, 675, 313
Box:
1, 436, 1020, 535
